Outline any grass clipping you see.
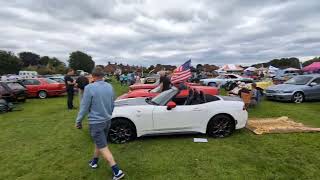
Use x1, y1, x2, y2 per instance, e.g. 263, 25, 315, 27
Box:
246, 116, 320, 135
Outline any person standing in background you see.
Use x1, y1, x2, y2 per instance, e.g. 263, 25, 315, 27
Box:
75, 67, 125, 180
119, 74, 124, 86
76, 75, 89, 102
64, 68, 76, 110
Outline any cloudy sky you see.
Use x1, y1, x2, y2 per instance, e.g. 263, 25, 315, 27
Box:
0, 0, 319, 66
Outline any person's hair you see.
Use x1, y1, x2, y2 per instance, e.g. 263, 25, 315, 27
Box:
67, 68, 74, 73
92, 67, 105, 77
252, 83, 257, 88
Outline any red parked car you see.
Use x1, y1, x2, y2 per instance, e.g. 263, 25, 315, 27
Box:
129, 80, 159, 91
21, 78, 66, 98
118, 84, 218, 100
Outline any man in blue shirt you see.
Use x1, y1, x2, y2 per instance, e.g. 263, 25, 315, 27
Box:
75, 67, 125, 180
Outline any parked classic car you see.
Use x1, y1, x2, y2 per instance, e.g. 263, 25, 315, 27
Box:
21, 78, 66, 98
48, 76, 65, 84
109, 87, 248, 143
0, 81, 28, 102
200, 74, 253, 87
265, 75, 320, 103
118, 84, 219, 100
129, 79, 160, 91
129, 74, 161, 91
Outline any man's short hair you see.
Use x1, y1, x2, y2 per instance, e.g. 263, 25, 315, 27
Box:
92, 67, 105, 77
67, 68, 74, 73
252, 83, 257, 88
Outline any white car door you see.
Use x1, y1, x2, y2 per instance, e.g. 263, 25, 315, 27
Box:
152, 104, 208, 132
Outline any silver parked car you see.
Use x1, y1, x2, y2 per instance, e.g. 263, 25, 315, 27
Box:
265, 75, 320, 103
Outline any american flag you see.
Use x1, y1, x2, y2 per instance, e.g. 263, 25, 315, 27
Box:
171, 59, 192, 84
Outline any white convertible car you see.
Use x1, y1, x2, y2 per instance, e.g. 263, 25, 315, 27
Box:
109, 87, 248, 143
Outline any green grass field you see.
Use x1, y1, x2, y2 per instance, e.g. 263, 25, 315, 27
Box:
1, 80, 320, 179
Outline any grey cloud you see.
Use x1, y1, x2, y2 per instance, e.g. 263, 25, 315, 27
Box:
0, 0, 319, 66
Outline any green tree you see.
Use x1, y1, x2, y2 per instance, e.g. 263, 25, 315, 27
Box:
253, 57, 300, 69
18, 51, 40, 67
303, 57, 320, 67
0, 50, 23, 75
39, 56, 50, 66
68, 51, 95, 72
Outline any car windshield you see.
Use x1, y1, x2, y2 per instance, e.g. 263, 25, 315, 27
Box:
150, 87, 178, 105
216, 75, 224, 79
284, 76, 313, 85
6, 82, 25, 90
150, 85, 161, 93
45, 78, 58, 84
51, 78, 64, 83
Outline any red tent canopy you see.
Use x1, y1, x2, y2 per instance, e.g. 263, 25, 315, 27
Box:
303, 62, 320, 72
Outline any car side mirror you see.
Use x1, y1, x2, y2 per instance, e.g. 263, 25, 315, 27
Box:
310, 82, 317, 86
167, 101, 176, 110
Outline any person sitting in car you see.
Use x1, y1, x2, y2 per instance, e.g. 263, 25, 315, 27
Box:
159, 71, 171, 92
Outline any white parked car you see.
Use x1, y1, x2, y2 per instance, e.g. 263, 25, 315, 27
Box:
19, 71, 38, 78
200, 74, 253, 87
109, 87, 248, 143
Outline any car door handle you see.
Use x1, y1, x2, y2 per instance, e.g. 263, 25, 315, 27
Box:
192, 108, 202, 111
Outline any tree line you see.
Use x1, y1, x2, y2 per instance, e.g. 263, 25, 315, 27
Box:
252, 57, 320, 69
0, 50, 95, 75
1, 48, 319, 75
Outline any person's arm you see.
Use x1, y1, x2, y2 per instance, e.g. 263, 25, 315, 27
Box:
67, 80, 76, 85
66, 76, 76, 85
111, 87, 115, 113
75, 87, 92, 125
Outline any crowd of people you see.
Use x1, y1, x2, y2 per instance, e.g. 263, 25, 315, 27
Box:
228, 81, 263, 108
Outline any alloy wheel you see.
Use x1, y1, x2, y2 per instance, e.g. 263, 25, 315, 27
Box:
109, 124, 134, 144
293, 92, 304, 103
207, 115, 234, 138
38, 91, 47, 99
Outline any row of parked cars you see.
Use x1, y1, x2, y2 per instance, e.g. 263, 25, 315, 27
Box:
198, 73, 320, 103
0, 77, 67, 102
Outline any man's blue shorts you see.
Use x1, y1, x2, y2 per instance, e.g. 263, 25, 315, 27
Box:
89, 121, 111, 149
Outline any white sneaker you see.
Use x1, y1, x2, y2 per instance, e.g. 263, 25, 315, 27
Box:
88, 160, 98, 169
113, 170, 125, 180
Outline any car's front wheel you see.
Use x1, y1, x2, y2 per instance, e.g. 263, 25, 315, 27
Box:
108, 118, 137, 144
292, 92, 304, 103
207, 114, 235, 138
38, 91, 47, 99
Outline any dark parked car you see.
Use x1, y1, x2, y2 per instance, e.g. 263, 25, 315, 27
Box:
265, 75, 320, 103
0, 81, 28, 102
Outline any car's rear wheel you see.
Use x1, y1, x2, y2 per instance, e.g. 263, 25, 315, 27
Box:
292, 92, 304, 103
208, 82, 217, 87
207, 114, 235, 138
38, 91, 47, 99
108, 118, 137, 144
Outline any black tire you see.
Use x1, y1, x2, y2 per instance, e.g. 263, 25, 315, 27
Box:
208, 82, 217, 87
292, 92, 304, 103
108, 118, 137, 144
38, 91, 47, 99
207, 114, 235, 138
